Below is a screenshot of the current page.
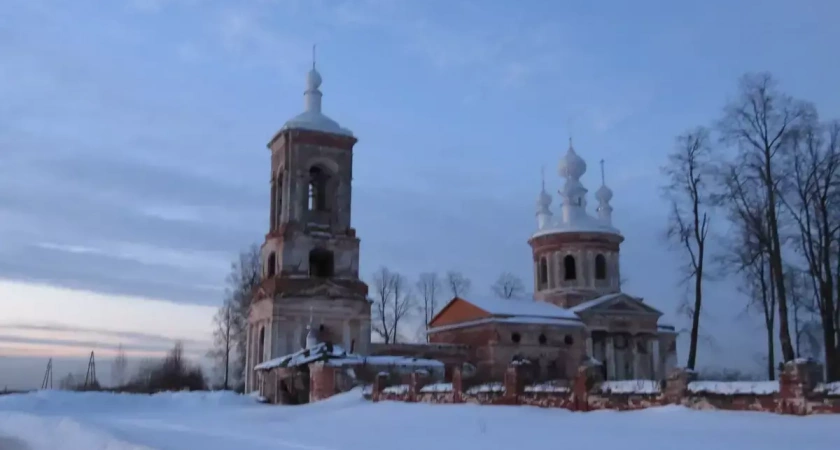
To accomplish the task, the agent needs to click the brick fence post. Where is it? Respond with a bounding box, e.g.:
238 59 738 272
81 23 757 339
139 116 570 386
504 365 521 404
572 364 591 411
408 371 419 402
372 372 387 403
452 367 463 403
779 359 824 415
664 368 696 405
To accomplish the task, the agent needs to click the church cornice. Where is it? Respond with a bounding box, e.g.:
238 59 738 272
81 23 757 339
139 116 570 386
268 129 357 152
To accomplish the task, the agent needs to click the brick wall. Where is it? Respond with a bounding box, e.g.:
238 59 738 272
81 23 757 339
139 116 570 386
309 362 336 403
369 360 840 415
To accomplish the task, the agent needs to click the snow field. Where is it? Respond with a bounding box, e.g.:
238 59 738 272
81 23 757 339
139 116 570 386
0 389 838 450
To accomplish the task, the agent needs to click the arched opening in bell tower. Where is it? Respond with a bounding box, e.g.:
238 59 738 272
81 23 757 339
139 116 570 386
307 166 330 211
563 255 577 280
309 248 334 278
595 254 607 280
538 257 548 289
266 252 276 278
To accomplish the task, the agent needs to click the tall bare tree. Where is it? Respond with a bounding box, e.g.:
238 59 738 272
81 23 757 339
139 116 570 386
371 267 416 344
445 270 471 298
662 127 715 370
111 344 128 388
717 153 779 379
417 272 443 332
208 299 235 390
225 244 261 392
717 72 810 362
781 119 840 379
491 272 526 299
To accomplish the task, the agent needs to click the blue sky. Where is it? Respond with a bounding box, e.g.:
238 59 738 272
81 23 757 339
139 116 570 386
2 0 840 388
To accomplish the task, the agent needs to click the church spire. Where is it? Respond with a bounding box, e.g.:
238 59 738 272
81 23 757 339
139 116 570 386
596 158 614 225
304 46 323 114
536 165 553 230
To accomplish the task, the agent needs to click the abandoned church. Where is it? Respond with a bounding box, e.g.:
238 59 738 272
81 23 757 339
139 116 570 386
244 64 679 403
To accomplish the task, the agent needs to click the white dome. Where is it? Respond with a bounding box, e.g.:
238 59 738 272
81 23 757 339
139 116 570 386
596 184 613 202
306 68 322 90
279 66 353 137
558 145 586 180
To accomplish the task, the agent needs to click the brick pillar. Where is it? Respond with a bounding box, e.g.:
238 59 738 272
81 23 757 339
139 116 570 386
779 359 824 415
452 367 463 403
308 362 336 403
572 365 590 412
504 365 521 403
372 372 387 402
408 372 419 402
664 367 696 405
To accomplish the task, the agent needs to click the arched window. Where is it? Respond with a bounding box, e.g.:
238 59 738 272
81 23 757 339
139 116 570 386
266 252 276 278
538 257 548 288
564 255 577 280
511 332 521 344
309 248 334 278
595 254 607 280
258 327 266 363
307 166 329 211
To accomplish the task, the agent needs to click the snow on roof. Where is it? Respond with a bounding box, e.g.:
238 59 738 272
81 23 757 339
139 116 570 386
464 297 580 320
568 293 625 313
599 380 661 395
427 316 585 334
327 356 444 368
531 217 622 239
254 342 347 371
281 110 353 136
255 343 445 371
687 381 779 395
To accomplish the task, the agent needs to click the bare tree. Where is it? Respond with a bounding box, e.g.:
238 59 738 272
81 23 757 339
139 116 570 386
371 266 396 344
445 271 471 298
491 272 526 299
390 273 415 343
717 72 811 362
208 299 235 390
371 267 416 344
417 272 443 333
717 157 779 379
661 127 715 370
780 119 840 379
111 344 128 388
226 244 261 392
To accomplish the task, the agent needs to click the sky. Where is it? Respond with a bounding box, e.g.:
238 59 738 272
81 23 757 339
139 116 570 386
2 0 840 390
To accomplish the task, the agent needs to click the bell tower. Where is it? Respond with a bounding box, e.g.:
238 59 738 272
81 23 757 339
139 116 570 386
245 61 371 392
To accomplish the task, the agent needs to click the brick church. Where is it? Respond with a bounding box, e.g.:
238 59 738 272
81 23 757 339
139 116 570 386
245 64 678 400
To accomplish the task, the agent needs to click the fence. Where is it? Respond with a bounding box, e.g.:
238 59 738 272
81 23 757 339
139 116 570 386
368 359 840 415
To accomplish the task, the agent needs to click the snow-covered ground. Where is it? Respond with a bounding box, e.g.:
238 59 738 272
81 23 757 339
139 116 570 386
0 389 838 450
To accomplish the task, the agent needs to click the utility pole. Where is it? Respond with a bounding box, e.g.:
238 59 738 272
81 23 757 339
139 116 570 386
41 358 53 390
